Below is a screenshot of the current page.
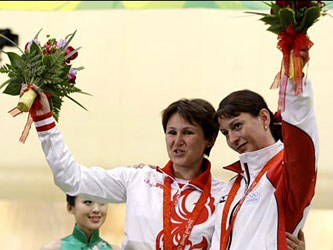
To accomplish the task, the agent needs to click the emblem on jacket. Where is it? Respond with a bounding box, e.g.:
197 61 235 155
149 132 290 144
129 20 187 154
156 189 215 249
245 187 260 204
144 172 164 189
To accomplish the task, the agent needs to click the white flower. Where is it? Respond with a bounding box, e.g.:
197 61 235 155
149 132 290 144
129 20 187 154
56 38 67 48
69 68 78 76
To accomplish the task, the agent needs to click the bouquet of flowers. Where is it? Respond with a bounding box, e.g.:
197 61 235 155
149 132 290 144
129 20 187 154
247 1 327 109
0 29 88 142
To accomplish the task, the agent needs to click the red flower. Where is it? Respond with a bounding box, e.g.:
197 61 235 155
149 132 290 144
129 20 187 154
65 46 78 61
275 1 290 7
42 41 58 55
68 73 76 84
297 0 312 8
67 68 78 84
45 42 52 51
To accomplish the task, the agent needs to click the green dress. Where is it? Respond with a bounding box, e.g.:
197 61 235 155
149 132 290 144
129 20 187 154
61 224 113 250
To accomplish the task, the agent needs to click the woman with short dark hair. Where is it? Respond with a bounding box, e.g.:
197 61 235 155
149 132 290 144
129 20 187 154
31 91 225 249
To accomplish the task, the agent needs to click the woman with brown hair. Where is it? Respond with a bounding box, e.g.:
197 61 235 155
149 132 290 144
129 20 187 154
29 89 225 249
211 51 317 250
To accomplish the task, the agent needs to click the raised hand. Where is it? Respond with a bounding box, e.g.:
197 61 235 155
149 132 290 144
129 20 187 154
20 84 51 116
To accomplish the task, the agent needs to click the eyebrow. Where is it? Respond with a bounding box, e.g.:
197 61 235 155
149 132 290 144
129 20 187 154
166 126 196 130
229 119 239 127
220 117 239 130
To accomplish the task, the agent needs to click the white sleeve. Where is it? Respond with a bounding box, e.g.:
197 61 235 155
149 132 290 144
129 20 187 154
282 75 319 164
36 118 132 204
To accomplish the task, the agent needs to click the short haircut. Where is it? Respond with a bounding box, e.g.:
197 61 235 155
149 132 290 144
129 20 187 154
162 98 219 156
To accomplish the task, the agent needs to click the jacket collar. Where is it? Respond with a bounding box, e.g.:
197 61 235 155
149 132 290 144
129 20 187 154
224 141 284 182
160 158 211 190
72 224 100 245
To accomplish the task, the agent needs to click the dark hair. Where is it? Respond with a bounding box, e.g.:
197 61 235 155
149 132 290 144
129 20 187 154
162 98 219 156
215 90 282 142
66 194 76 207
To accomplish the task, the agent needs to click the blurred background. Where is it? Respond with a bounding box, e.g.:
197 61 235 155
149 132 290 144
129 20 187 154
0 1 332 249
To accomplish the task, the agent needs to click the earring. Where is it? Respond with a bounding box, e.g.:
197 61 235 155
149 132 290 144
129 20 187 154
264 125 268 130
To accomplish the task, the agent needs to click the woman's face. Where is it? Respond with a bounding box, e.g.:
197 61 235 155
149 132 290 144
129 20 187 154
165 113 211 172
218 111 272 154
68 197 108 236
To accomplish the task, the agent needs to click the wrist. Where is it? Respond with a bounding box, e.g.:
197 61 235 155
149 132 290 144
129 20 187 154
32 111 53 122
33 112 56 132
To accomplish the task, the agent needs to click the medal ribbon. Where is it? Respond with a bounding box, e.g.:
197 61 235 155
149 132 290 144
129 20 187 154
220 150 284 250
163 174 211 249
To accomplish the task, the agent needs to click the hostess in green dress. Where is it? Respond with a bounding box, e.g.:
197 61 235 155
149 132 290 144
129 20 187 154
61 224 112 250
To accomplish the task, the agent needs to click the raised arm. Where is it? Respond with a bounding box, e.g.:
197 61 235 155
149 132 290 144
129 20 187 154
281 52 319 233
31 85 130 204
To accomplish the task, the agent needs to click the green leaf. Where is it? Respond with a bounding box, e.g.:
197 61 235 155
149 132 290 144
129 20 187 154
270 3 281 16
7 52 25 68
3 81 21 95
34 28 43 39
45 49 66 69
65 94 88 111
245 11 267 17
76 90 92 96
30 41 42 57
74 66 84 71
61 30 77 53
0 64 10 74
296 6 321 33
0 34 23 53
267 24 283 34
42 55 53 66
260 15 281 25
279 8 296 31
60 65 71 78
0 79 11 90
48 96 62 122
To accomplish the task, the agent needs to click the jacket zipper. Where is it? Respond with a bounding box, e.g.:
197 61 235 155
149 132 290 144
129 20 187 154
226 173 248 250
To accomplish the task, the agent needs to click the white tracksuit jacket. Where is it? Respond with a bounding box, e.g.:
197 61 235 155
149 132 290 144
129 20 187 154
210 76 319 250
34 115 226 250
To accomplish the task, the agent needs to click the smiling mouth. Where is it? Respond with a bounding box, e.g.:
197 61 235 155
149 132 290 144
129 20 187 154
173 149 185 155
88 216 101 223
